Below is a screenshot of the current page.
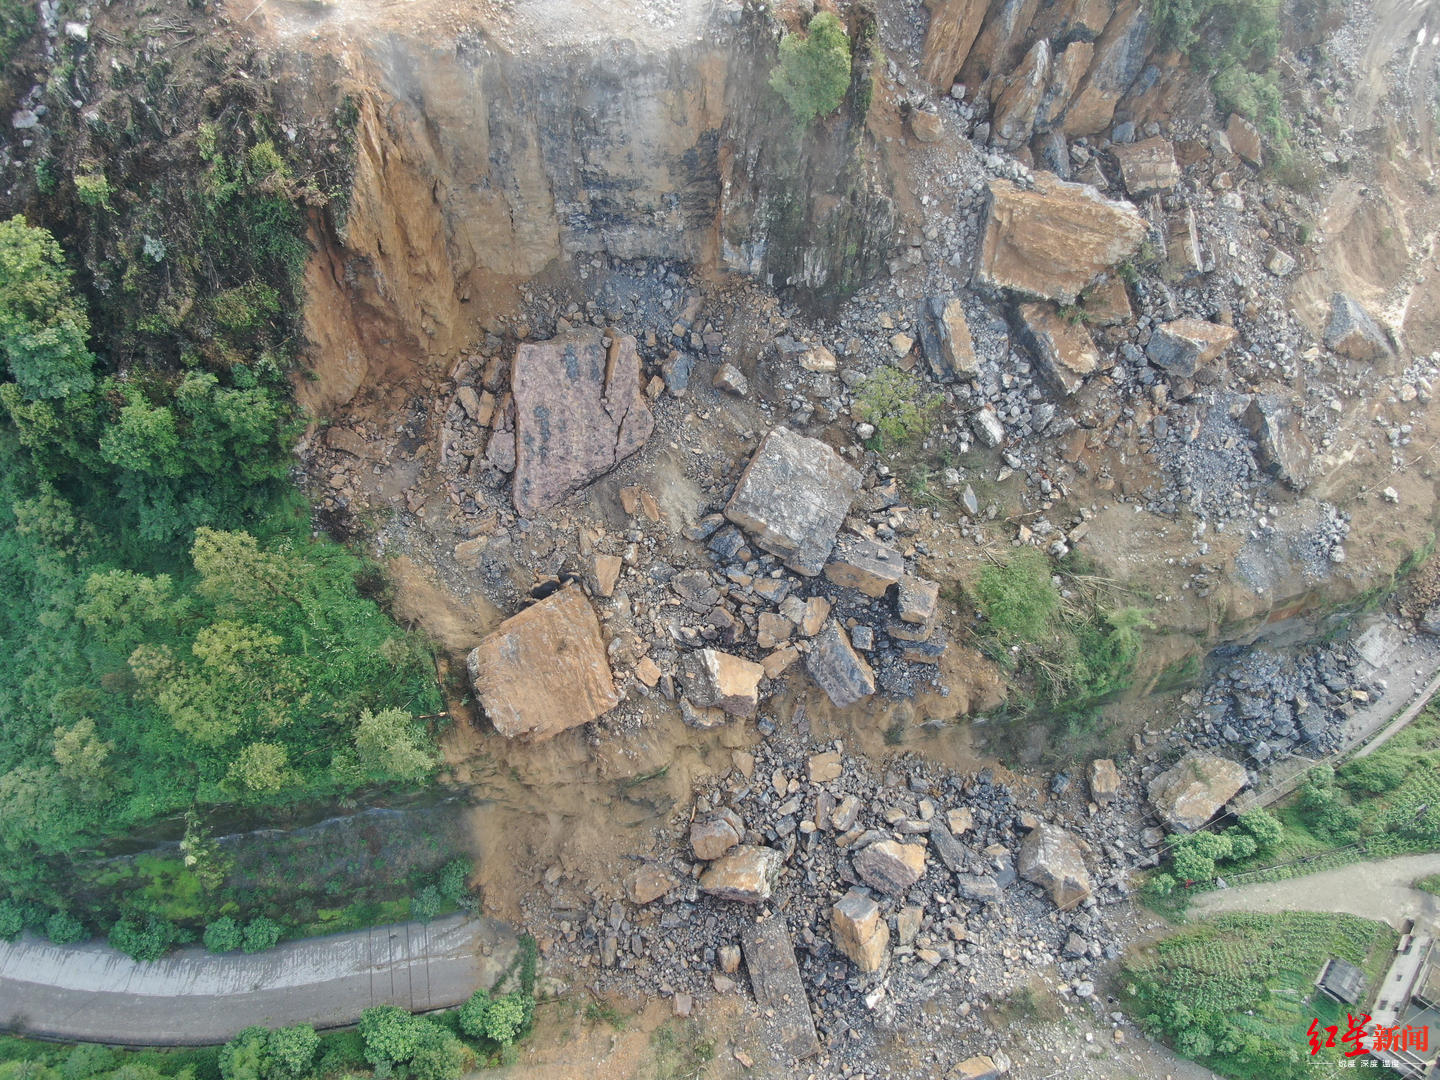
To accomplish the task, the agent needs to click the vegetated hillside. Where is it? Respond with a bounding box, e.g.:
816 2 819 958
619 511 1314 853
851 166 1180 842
0 3 445 947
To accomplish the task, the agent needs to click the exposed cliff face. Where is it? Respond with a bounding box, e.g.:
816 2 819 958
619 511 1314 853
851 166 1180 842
286 3 895 414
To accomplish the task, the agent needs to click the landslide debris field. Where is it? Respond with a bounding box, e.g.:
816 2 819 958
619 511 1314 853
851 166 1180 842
1 0 1439 1076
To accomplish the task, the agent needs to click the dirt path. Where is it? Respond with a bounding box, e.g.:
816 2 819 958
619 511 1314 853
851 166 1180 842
1188 853 1440 927
0 915 517 1046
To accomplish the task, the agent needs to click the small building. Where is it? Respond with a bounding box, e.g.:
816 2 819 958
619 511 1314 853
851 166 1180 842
1317 956 1367 1005
1371 929 1440 1078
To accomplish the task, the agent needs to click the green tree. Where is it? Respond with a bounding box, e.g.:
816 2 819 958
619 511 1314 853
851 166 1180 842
1237 809 1284 853
267 1025 320 1079
242 916 284 953
479 992 531 1046
44 910 86 945
108 914 180 961
770 12 852 125
227 742 293 794
354 708 435 783
219 1027 272 1080
359 1006 424 1071
0 216 96 401
51 718 112 789
203 916 244 953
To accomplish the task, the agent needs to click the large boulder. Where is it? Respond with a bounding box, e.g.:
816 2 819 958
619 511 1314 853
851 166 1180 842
1062 0 1152 135
824 536 906 597
690 808 744 861
1148 752 1249 831
974 175 1147 303
740 917 821 1060
1145 319 1237 377
831 888 890 972
510 329 654 516
921 0 991 92
991 40 1050 149
699 845 783 903
1324 293 1392 362
1242 396 1314 491
1087 758 1121 806
1017 822 1092 910
724 426 861 576
805 623 876 707
1016 301 1101 395
467 586 619 740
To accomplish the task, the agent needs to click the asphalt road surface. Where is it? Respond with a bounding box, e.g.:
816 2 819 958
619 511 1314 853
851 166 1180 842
0 914 519 1045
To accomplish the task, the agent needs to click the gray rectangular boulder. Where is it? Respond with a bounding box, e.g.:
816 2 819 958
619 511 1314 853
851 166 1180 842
724 426 861 576
741 917 821 1060
805 623 876 708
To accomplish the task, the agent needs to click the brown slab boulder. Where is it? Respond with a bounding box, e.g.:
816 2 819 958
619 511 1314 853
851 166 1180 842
467 586 619 740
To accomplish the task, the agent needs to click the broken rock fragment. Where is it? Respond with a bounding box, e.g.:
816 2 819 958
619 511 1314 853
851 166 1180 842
920 296 980 382
627 864 679 905
724 426 862 576
831 888 890 972
1145 319 1237 377
897 575 940 624
805 623 876 708
1111 136 1181 195
699 845 783 903
510 329 654 516
683 648 764 717
1242 395 1314 491
1017 822 1092 910
467 586 619 741
1016 302 1101 396
853 839 927 895
1324 293 1391 362
690 808 744 861
823 536 906 597
1087 758 1120 805
740 917 821 1059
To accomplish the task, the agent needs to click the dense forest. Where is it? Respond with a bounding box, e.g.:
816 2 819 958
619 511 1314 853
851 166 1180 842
0 44 445 950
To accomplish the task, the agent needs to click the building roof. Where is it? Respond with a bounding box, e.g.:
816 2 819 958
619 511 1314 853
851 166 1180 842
1318 957 1366 1005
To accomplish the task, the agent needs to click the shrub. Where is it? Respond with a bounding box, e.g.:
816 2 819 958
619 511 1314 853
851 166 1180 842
457 991 491 1040
1237 808 1284 853
44 911 86 945
974 549 1059 644
218 1027 271 1080
73 173 113 211
436 858 472 906
0 0 36 68
108 914 180 962
0 900 25 941
853 366 938 448
479 992 531 1046
411 885 443 921
1338 753 1412 795
770 12 852 125
203 916 244 953
242 916 284 953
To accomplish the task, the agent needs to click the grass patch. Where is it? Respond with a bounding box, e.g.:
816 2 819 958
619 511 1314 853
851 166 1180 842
1417 873 1440 896
1122 912 1396 1080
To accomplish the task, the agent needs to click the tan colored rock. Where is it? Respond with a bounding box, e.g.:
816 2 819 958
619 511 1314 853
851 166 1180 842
593 553 622 597
1018 822 1092 910
1226 113 1263 167
889 332 915 358
699 845 783 903
761 646 800 678
808 751 843 784
922 0 990 91
1081 276 1132 325
897 575 940 625
897 904 923 946
831 888 890 972
510 329 654 516
974 175 1147 303
468 586 619 740
685 649 765 717
627 864 679 905
724 427 862 576
1035 41 1093 129
1148 752 1248 832
1165 207 1203 276
691 809 744 861
946 807 974 835
909 109 944 142
1088 758 1121 805
801 596 831 637
991 40 1050 149
950 1055 1003 1080
1112 136 1181 195
634 656 662 688
799 344 838 372
853 840 927 895
1017 301 1101 396
1146 319 1237 377
1324 293 1392 361
757 612 793 650
925 297 981 381
1062 0 1149 135
324 426 372 458
824 537 906 597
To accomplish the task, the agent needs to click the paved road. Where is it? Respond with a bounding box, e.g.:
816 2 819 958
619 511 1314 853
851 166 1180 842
0 915 518 1045
1189 853 1440 928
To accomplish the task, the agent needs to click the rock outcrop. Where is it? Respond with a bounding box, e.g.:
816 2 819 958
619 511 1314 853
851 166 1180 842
1242 396 1314 491
974 176 1147 303
1148 752 1249 832
467 586 620 740
1017 823 1092 910
510 329 654 515
725 427 861 576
